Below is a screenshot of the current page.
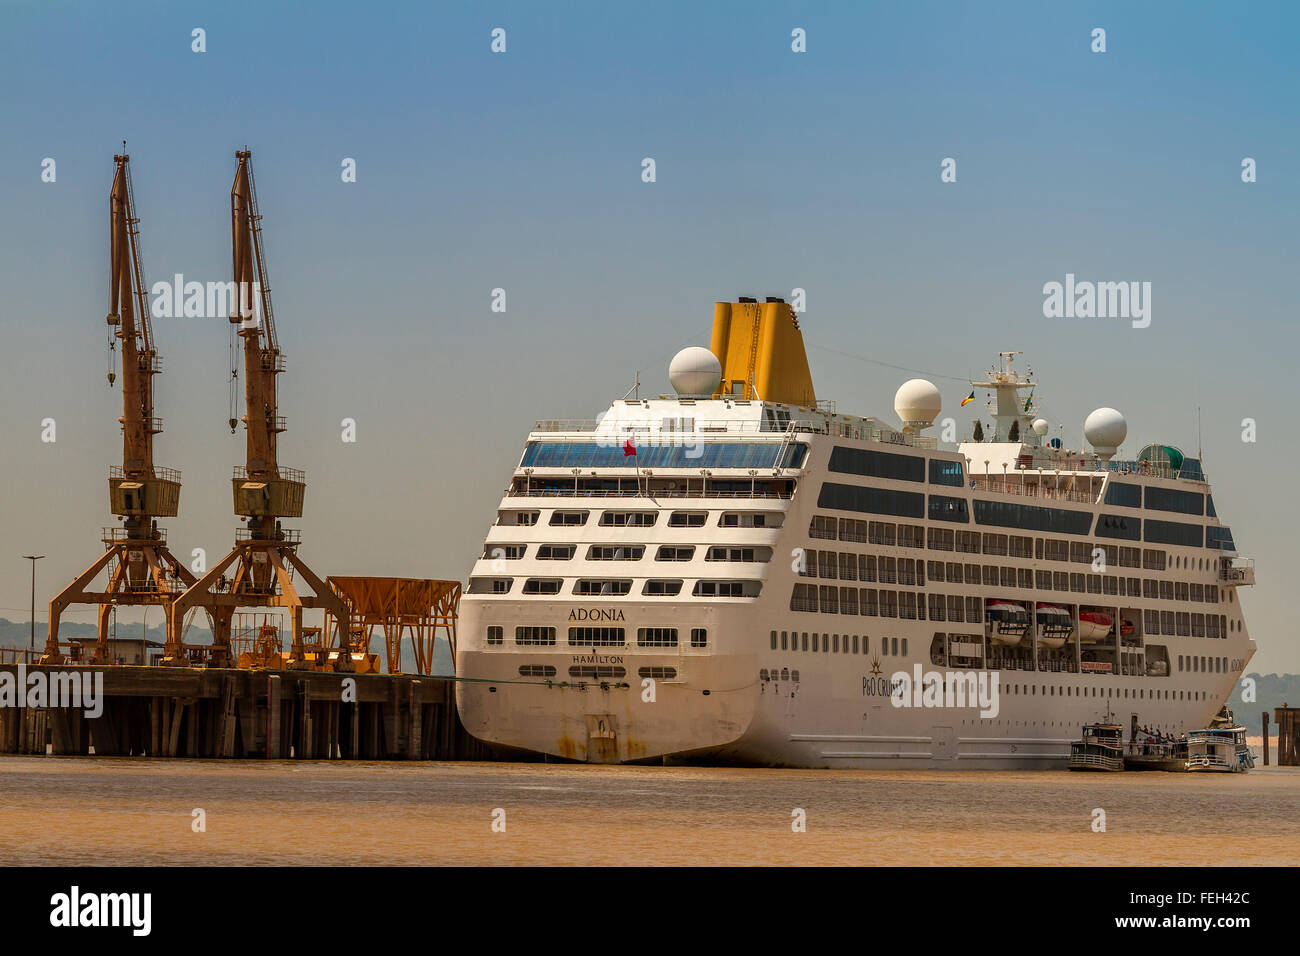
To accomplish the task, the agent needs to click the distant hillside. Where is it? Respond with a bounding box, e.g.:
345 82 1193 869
0 617 208 646
1228 673 1300 729
0 617 452 674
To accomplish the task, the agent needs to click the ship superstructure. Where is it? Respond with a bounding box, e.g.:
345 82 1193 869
455 299 1256 768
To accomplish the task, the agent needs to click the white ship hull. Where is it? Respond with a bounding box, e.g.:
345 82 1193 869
457 605 1250 769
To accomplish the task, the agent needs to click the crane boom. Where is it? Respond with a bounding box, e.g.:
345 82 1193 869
106 154 179 522
109 154 157 477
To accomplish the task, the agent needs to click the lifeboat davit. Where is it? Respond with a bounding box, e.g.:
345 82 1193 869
1078 611 1113 643
986 599 1029 646
1035 602 1073 648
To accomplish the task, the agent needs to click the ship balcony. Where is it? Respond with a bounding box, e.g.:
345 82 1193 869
968 475 1097 505
261 351 287 373
506 474 796 500
531 416 931 445
1218 558 1254 586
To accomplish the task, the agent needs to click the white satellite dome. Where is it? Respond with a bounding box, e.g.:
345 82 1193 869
894 379 942 430
669 346 722 397
1032 418 1050 437
1084 407 1127 459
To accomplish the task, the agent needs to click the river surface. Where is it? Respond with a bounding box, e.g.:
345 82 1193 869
1 757 1296 865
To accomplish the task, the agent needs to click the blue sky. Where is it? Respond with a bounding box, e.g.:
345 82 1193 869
2 1 1297 669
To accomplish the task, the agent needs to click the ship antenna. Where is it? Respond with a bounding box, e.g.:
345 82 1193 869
622 370 640 401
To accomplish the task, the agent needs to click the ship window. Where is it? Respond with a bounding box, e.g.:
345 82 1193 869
812 633 820 652
781 631 788 650
1145 519 1203 548
695 580 747 597
515 626 556 645
973 500 1092 535
518 665 557 677
1103 482 1142 509
1206 526 1235 551
839 518 868 543
637 627 679 647
691 628 708 647
791 583 818 612
600 511 657 527
810 515 838 539
498 510 539 526
574 579 632 596
707 546 761 562
771 630 778 650
828 446 925 482
568 627 625 646
669 512 707 528
550 511 589 526
588 545 645 561
639 666 678 679
523 579 562 595
1144 486 1204 516
536 544 575 560
656 545 695 561
569 665 626 679
643 580 683 596
927 527 955 551
818 483 925 519
1096 514 1141 540
487 626 503 645
468 577 514 594
928 459 965 486
484 544 526 560
719 511 779 528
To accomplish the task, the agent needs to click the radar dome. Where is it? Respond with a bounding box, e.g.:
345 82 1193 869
894 379 942 431
1084 407 1127 459
1032 418 1050 437
669 346 722 397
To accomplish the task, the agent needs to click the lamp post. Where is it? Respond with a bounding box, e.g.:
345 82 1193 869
22 555 45 656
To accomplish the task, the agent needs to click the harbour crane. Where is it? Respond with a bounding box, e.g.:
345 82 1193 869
43 153 198 664
166 149 351 670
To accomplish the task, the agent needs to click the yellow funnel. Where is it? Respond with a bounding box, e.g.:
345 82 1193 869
708 299 816 406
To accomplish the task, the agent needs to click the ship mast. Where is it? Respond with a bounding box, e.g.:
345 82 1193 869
969 350 1041 445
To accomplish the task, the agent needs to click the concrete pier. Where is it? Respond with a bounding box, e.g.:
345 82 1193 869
0 664 493 760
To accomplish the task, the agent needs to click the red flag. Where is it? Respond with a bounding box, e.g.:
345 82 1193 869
623 439 637 457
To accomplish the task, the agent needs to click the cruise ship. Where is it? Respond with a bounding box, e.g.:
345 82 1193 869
455 298 1256 768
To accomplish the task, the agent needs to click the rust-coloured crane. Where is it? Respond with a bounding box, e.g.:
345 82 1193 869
167 149 351 670
43 154 198 664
